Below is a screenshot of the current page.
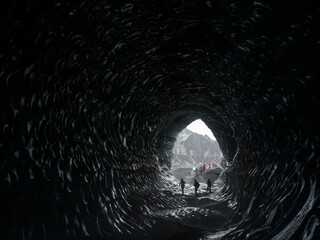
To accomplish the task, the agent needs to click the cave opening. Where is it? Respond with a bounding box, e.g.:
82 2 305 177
169 118 226 200
170 118 224 180
155 107 232 171
152 116 235 239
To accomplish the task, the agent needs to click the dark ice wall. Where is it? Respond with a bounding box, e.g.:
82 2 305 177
0 0 320 239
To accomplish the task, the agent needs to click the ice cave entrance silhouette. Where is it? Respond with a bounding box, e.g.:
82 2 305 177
170 119 224 182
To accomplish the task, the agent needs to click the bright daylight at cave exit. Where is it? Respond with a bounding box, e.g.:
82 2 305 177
186 119 216 140
171 119 223 176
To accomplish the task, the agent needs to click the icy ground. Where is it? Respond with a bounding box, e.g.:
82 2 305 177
148 171 235 239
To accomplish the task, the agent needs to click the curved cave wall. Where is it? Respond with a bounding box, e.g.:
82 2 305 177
0 0 320 239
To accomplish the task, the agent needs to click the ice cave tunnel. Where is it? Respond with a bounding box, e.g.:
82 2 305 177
0 0 320 239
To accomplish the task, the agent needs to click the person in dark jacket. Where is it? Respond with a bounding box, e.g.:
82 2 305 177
179 178 186 194
194 179 200 196
207 178 212 193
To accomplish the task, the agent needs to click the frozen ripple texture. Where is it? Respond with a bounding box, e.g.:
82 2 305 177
0 0 320 239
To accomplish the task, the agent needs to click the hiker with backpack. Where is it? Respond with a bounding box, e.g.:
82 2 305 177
179 178 186 194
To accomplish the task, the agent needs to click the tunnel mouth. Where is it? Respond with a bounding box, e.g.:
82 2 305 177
151 114 238 239
155 105 237 170
170 119 225 179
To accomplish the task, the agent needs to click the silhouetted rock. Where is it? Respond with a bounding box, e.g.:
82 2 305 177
172 168 192 180
203 169 223 182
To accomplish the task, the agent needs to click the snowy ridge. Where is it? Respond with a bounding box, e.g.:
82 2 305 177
171 129 223 170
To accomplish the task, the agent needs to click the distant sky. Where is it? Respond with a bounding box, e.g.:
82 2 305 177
186 119 216 140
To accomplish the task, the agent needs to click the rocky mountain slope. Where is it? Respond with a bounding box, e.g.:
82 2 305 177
171 129 223 170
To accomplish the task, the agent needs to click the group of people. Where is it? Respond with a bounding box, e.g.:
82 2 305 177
190 162 219 176
189 164 205 176
179 178 212 196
